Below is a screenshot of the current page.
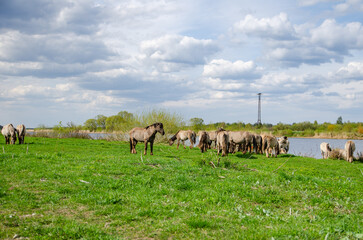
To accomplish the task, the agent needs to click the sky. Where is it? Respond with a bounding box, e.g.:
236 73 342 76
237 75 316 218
0 0 363 127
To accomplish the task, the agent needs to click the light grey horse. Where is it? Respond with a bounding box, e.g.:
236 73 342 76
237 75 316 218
16 124 26 144
169 130 196 149
320 142 332 159
1 124 17 144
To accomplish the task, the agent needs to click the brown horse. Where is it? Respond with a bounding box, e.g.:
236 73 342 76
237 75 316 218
228 131 255 154
263 136 279 158
216 130 229 157
129 122 165 155
169 130 196 149
254 134 263 154
1 124 17 144
207 130 218 149
197 131 209 153
16 124 26 144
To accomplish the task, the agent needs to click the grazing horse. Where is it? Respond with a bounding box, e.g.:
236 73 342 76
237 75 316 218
345 140 355 163
16 124 26 144
1 124 17 144
216 130 229 157
207 130 218 149
169 130 196 149
129 122 165 155
197 131 209 153
228 131 255 154
254 134 263 154
320 142 332 159
278 136 289 154
263 136 279 158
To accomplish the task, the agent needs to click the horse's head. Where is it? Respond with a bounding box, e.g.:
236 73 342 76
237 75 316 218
155 122 165 135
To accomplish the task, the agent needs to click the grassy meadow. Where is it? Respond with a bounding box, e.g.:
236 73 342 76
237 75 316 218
0 136 362 239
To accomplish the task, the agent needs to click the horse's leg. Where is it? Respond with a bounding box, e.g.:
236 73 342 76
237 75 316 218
132 140 137 154
176 139 180 149
150 141 154 155
190 138 194 149
183 140 186 149
130 139 133 153
144 141 148 155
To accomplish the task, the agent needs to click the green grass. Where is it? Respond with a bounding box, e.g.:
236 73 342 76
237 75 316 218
0 137 362 239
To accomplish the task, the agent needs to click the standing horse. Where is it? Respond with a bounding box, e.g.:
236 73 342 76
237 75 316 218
197 131 209 153
254 134 263 154
345 140 355 163
278 136 289 154
207 130 218 149
129 123 165 155
1 124 17 144
216 130 229 157
169 130 196 149
320 142 332 159
263 136 279 158
16 124 26 144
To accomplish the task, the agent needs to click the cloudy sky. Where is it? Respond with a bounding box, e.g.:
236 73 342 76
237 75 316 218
1 0 363 127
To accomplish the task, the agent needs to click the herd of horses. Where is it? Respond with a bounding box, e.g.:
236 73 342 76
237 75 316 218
128 122 290 158
128 122 357 163
0 123 26 145
1 122 358 163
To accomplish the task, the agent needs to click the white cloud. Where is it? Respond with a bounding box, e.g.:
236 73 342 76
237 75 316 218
203 59 262 80
233 13 296 40
334 62 363 80
310 19 363 52
139 34 219 72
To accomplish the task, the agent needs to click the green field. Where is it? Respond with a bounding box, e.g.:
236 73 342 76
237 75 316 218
0 137 362 239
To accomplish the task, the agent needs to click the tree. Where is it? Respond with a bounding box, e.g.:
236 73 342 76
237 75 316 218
105 115 124 131
336 116 343 125
190 117 204 131
84 119 97 132
96 115 107 129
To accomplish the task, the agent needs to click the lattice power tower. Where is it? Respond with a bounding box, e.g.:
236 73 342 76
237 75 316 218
257 93 262 125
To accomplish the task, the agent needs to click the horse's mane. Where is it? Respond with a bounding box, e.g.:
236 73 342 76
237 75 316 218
170 130 180 141
145 122 162 129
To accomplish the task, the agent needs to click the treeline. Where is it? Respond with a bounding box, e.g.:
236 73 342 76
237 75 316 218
36 110 363 139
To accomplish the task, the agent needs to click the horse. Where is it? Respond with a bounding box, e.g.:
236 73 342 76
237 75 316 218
169 130 196 149
197 131 209 153
16 124 26 144
345 140 355 163
1 124 17 144
207 130 218 149
278 136 289 154
228 131 255 154
254 134 263 154
320 142 332 159
129 122 165 155
263 136 279 158
216 130 229 157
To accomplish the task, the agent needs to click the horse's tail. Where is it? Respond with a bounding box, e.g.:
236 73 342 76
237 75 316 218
129 137 133 153
191 132 196 144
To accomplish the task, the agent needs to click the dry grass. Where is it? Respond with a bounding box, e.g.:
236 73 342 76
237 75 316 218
329 149 344 160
